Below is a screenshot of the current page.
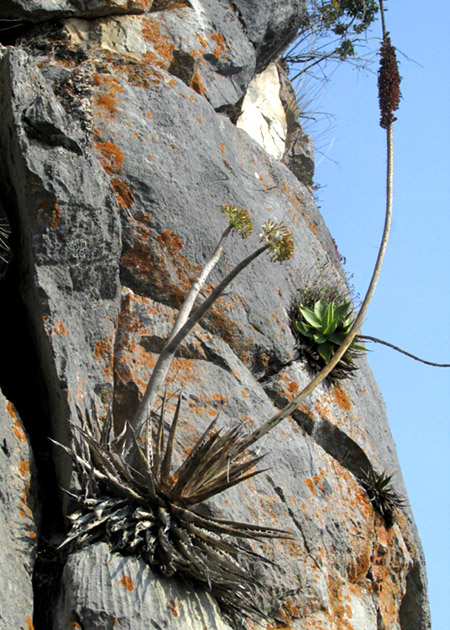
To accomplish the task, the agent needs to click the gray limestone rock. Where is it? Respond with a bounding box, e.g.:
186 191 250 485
0 0 152 22
231 0 306 71
0 390 39 630
0 2 431 630
0 45 122 496
56 543 234 630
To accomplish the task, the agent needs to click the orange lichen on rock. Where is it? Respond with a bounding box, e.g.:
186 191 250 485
94 337 114 380
196 34 207 48
167 599 179 617
304 478 317 496
133 0 153 9
12 417 27 442
210 31 226 59
166 356 205 388
50 203 61 228
53 320 69 336
26 617 34 630
7 400 18 419
19 479 33 519
95 140 125 175
19 460 30 478
157 229 184 254
190 70 207 97
119 575 134 591
331 385 352 411
93 73 124 119
368 523 411 627
140 17 175 69
111 177 135 209
326 574 356 630
299 403 314 420
313 397 331 421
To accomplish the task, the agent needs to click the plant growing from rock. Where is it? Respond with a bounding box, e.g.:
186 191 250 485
59 397 291 619
360 469 406 528
129 207 294 446
230 0 400 457
60 206 294 620
290 288 366 381
62 3 405 623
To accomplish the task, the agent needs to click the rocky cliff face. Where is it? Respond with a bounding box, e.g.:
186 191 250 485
0 2 430 629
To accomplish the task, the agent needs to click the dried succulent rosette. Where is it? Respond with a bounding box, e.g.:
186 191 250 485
57 393 291 620
360 468 406 528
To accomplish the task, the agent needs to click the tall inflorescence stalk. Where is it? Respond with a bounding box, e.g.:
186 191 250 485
239 0 401 452
378 35 401 129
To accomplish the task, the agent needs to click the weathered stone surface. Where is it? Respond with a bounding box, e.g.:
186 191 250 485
56 542 234 629
279 63 315 187
236 62 287 159
231 0 306 71
0 0 152 21
59 0 255 111
0 2 430 629
0 390 39 630
0 44 122 496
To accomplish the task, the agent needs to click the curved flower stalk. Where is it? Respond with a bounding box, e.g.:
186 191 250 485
59 208 294 620
130 209 294 447
239 5 400 452
58 397 291 619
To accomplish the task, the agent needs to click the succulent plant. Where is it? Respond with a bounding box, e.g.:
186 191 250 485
291 292 365 381
58 394 291 620
360 468 406 528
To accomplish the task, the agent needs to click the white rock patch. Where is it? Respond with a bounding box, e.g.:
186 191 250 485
237 63 287 160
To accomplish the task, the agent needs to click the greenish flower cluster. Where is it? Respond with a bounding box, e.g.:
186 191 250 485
260 220 294 263
221 204 253 238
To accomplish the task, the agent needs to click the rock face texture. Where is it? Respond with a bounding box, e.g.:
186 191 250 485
0 2 430 630
0 391 39 630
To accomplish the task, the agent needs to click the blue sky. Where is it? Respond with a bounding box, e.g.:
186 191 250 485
293 3 449 628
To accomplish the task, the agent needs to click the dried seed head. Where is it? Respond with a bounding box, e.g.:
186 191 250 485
378 35 401 129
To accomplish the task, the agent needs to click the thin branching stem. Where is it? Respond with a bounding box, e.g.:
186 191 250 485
167 226 232 344
361 335 450 367
130 244 269 440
